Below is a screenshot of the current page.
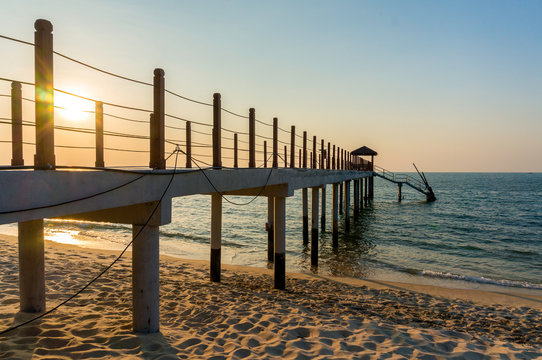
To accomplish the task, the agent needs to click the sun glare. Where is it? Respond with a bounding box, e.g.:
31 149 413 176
55 91 94 122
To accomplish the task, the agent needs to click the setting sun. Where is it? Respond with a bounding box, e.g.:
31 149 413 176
54 91 94 122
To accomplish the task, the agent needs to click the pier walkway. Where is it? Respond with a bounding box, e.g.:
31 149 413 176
0 19 378 334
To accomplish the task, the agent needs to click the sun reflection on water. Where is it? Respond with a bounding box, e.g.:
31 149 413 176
45 229 82 246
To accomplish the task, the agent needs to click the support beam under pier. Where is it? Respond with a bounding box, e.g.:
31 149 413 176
332 183 339 248
345 181 351 232
132 224 160 333
321 185 326 232
18 219 45 313
267 196 274 262
302 188 308 245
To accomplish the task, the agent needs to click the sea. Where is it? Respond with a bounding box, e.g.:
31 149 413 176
1 172 541 293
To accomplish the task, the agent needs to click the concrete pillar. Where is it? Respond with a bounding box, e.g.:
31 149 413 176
302 188 308 245
274 196 286 289
210 193 222 282
18 220 45 313
321 185 326 232
311 187 319 267
267 197 274 262
345 181 351 232
332 183 339 247
132 224 160 333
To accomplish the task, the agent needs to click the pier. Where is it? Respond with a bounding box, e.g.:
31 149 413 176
0 20 381 334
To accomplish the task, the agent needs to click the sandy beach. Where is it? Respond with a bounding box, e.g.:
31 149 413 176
0 234 541 359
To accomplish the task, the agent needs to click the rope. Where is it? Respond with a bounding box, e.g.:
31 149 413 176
165 89 212 107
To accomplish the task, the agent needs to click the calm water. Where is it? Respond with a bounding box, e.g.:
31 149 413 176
2 173 541 290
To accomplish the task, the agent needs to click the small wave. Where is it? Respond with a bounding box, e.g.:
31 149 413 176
420 270 542 290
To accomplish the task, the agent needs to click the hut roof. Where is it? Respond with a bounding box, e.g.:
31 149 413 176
351 146 378 156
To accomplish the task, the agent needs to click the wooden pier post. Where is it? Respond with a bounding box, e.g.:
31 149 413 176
150 69 165 169
18 220 45 312
234 133 238 168
132 224 160 333
272 117 278 168
298 149 301 168
339 180 344 215
320 139 324 169
284 145 287 167
267 197 274 262
364 177 368 204
332 145 336 170
360 177 364 209
354 178 359 217
290 126 295 168
303 131 307 168
332 183 339 247
95 101 104 167
274 196 286 289
327 142 331 169
311 187 320 267
11 81 23 166
210 193 222 282
185 121 192 168
369 176 374 200
213 93 221 168
249 108 255 168
312 136 317 169
263 141 267 168
302 188 308 245
34 19 55 170
321 185 326 232
398 183 402 202
345 180 351 232
310 152 313 169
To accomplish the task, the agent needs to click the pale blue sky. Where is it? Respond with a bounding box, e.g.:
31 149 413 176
0 1 540 171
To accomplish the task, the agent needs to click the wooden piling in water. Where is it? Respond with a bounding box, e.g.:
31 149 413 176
332 183 339 247
274 196 286 289
267 197 274 262
360 177 363 209
345 180 351 232
302 188 308 245
321 185 326 232
398 183 402 202
311 186 319 267
354 178 359 217
210 193 222 282
339 180 344 215
11 81 23 166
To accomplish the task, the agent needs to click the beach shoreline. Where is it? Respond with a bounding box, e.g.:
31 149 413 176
1 233 541 358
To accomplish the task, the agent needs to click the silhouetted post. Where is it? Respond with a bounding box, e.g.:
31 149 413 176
249 108 255 168
331 145 335 170
210 193 222 282
332 183 339 247
284 145 287 167
354 178 359 217
310 152 313 169
364 177 368 204
321 185 326 232
150 69 165 169
95 101 104 167
369 175 374 200
327 142 331 169
132 224 159 333
186 121 192 168
341 149 344 170
267 197 274 262
213 93 221 168
18 220 45 312
345 180 351 232
290 126 295 168
312 136 317 169
34 19 55 170
272 117 278 168
11 81 23 166
303 131 307 168
263 141 267 168
234 133 238 168
302 188 308 245
274 196 286 289
311 186 319 267
398 183 402 202
298 149 301 167
320 139 324 169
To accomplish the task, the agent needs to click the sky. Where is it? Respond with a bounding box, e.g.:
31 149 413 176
0 0 540 172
